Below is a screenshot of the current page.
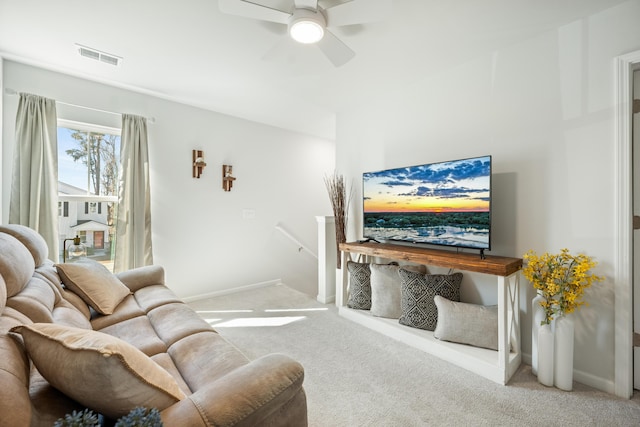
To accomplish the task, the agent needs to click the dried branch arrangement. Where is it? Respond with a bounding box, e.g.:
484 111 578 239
324 171 351 269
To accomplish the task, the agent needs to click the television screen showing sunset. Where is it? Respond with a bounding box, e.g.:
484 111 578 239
363 155 491 249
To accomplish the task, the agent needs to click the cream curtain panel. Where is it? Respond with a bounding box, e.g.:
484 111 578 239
114 114 153 272
9 93 59 262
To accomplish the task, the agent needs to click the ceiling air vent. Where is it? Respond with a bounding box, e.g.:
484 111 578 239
76 44 122 67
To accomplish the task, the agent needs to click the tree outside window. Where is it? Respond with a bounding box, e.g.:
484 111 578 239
58 121 121 270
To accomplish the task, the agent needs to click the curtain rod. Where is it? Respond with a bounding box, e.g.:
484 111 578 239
4 88 156 124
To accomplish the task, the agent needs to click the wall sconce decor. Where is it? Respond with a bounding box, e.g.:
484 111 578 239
63 235 86 263
192 150 207 178
222 164 236 191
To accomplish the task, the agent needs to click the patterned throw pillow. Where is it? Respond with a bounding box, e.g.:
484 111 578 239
398 269 463 331
347 261 371 310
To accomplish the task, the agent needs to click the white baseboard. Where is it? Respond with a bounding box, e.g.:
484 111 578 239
181 279 282 303
317 294 335 304
521 351 614 394
574 368 616 395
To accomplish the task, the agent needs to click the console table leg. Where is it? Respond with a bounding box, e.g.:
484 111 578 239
498 273 521 383
498 276 508 375
336 251 350 307
509 273 521 354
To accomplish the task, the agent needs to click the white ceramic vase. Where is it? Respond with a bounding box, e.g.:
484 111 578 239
531 293 546 375
537 323 554 387
554 315 575 391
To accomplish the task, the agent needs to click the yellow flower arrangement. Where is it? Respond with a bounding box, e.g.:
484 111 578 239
522 248 603 325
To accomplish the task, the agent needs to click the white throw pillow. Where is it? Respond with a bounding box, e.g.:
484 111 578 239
370 263 426 319
433 295 498 350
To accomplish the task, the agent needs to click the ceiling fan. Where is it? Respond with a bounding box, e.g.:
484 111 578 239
218 0 391 67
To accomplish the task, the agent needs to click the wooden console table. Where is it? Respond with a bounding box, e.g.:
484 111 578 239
337 242 523 385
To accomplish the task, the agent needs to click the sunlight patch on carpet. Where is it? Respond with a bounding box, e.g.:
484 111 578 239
213 316 306 328
196 309 254 314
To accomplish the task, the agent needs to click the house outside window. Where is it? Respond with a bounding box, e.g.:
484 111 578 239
58 120 121 270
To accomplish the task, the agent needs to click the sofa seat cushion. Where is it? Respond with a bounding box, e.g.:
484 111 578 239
168 331 249 391
90 295 146 330
147 303 216 348
29 370 84 427
95 315 168 356
151 353 193 395
11 323 187 419
56 260 131 315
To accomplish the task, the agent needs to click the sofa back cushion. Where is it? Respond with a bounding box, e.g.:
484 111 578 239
0 227 91 327
0 224 49 267
0 233 35 298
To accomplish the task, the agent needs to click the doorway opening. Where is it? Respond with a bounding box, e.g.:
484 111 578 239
615 50 640 399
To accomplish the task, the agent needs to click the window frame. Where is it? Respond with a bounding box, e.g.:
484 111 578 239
57 119 121 271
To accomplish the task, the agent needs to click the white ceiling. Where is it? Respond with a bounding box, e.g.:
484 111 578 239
0 0 628 139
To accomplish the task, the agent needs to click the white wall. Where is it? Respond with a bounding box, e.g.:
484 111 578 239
336 1 640 393
1 60 335 298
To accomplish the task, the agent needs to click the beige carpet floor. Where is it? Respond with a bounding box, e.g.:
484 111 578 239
188 284 640 426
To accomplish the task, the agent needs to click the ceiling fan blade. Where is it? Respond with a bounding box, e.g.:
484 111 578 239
317 30 355 67
324 0 391 27
218 0 291 24
294 0 318 11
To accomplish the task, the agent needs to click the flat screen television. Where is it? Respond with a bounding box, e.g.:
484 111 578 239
362 155 492 252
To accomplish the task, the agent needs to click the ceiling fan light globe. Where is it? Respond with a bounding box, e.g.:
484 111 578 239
290 20 324 44
288 8 326 44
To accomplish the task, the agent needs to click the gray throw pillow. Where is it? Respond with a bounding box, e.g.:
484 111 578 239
398 269 463 331
370 263 426 319
433 295 499 350
347 261 371 310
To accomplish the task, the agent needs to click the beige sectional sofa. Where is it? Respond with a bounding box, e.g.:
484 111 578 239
0 224 307 426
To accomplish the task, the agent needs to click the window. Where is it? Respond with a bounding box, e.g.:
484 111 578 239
58 201 69 217
58 120 121 270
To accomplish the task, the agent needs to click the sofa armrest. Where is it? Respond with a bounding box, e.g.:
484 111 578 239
115 265 165 292
160 353 306 427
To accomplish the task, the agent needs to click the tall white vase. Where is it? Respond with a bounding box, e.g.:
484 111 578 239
531 293 546 375
554 315 575 391
537 323 554 386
